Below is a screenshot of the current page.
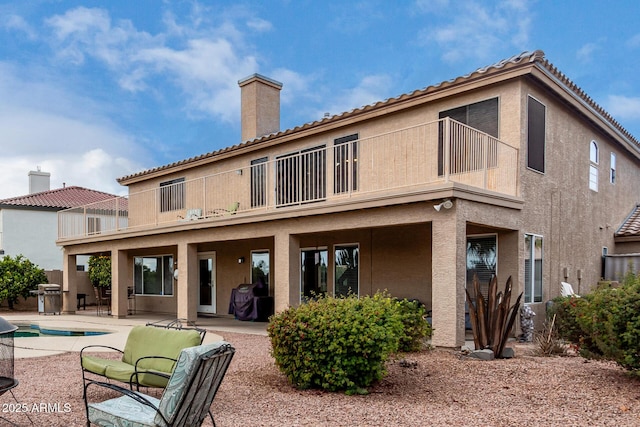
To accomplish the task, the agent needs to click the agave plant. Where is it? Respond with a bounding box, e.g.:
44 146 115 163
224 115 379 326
466 274 522 357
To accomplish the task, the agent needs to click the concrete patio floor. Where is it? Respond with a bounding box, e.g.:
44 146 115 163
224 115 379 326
2 310 268 359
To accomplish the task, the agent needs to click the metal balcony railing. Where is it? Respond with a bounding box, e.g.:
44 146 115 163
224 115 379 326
58 118 519 239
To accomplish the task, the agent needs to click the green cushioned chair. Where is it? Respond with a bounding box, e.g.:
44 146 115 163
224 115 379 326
84 341 235 427
81 325 203 393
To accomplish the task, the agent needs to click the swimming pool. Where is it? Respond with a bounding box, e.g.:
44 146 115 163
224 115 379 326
14 324 111 337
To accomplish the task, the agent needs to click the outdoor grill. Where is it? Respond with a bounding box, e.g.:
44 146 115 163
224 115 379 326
32 284 61 315
0 317 18 396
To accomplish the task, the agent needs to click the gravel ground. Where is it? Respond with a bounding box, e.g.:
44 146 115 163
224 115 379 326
4 331 640 426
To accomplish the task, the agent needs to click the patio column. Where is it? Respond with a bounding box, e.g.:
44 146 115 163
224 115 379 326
176 243 198 322
111 249 130 319
431 211 466 348
274 230 300 312
62 250 77 314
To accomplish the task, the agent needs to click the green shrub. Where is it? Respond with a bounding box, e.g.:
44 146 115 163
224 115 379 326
0 255 48 309
548 295 601 357
395 299 432 352
267 292 404 394
552 275 640 375
587 281 640 373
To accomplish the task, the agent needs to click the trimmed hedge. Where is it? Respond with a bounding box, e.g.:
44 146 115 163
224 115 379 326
267 292 430 394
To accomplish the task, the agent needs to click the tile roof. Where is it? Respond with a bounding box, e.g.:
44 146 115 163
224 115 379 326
616 204 640 238
0 186 120 210
117 49 640 183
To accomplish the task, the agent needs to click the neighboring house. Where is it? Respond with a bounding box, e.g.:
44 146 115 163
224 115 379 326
0 171 120 270
57 50 640 348
604 204 640 280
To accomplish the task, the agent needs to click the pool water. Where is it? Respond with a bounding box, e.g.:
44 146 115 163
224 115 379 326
14 325 110 338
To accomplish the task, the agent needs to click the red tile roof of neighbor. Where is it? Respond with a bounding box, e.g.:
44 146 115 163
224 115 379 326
616 204 640 238
0 186 120 210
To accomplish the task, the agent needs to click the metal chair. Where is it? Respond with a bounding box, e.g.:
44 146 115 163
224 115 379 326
93 287 110 316
84 341 235 427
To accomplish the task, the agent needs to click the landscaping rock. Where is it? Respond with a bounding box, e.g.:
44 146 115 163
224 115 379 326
501 347 516 359
468 349 495 360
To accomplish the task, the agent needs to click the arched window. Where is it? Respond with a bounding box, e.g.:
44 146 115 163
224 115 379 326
589 140 598 191
590 140 599 164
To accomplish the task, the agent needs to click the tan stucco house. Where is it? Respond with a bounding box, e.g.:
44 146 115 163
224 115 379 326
56 50 640 348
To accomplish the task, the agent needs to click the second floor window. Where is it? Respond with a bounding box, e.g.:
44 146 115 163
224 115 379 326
251 157 268 208
276 146 326 206
527 96 546 173
610 152 616 184
438 97 499 175
159 178 185 212
334 134 359 194
589 141 598 191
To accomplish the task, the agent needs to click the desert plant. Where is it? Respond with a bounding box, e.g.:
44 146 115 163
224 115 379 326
88 255 111 288
0 255 48 309
465 274 522 357
534 314 567 357
267 292 404 394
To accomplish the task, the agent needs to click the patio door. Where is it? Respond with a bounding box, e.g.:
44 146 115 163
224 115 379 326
198 252 216 314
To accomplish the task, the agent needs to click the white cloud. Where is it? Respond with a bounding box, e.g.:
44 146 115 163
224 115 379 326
627 33 640 49
42 6 273 123
418 0 532 63
0 62 145 199
318 74 393 119
1 14 37 39
576 43 599 63
607 95 640 120
247 18 272 32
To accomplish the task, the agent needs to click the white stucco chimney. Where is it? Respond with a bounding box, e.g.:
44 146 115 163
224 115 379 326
238 74 283 142
28 169 50 194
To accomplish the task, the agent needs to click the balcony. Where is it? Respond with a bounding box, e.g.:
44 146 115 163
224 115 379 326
58 118 519 240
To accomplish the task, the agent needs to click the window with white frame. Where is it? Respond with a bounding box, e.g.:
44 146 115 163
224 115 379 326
250 157 268 208
334 134 359 194
610 152 616 184
251 250 270 289
524 234 543 303
276 146 326 206
589 141 598 191
334 244 359 297
134 255 174 295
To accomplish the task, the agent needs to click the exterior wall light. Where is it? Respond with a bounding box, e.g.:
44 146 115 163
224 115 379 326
434 199 454 212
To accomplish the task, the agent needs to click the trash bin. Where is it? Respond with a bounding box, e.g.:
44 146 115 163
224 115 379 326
36 284 61 315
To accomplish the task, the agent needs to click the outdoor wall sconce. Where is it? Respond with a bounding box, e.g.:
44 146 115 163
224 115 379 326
238 257 245 264
434 199 453 212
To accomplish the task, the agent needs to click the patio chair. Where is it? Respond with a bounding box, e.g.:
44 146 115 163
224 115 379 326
84 341 235 427
560 281 580 297
93 287 111 316
208 202 240 217
145 318 207 344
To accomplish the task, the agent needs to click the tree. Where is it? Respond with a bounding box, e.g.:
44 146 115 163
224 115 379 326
0 255 48 309
88 255 112 288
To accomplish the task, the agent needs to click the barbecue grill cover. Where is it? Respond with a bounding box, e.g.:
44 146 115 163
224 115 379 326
233 284 257 321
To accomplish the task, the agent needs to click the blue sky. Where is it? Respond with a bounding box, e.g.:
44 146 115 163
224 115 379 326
0 0 638 198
